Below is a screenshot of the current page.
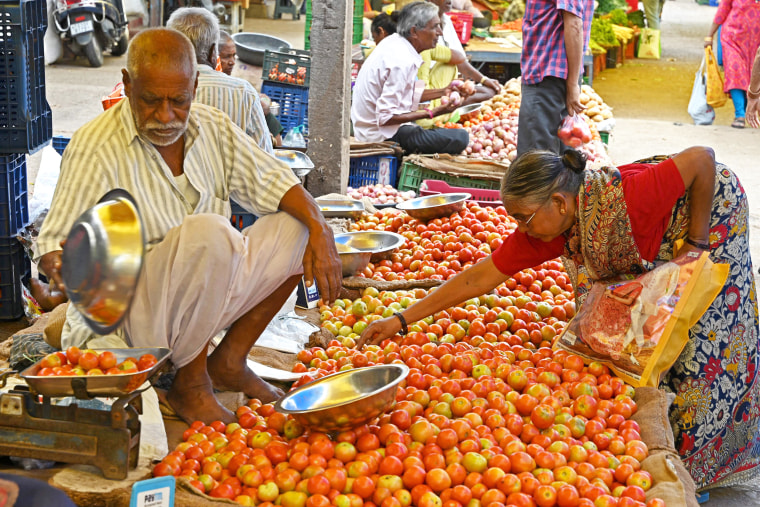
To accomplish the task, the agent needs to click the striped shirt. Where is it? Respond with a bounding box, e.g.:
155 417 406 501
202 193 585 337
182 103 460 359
195 64 273 153
36 98 300 259
520 0 594 85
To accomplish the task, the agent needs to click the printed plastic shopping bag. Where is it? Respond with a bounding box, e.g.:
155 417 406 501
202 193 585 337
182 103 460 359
705 46 727 108
554 250 728 387
688 57 715 125
637 28 661 59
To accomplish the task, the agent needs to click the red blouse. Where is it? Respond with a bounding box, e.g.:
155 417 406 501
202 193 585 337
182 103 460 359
492 158 686 276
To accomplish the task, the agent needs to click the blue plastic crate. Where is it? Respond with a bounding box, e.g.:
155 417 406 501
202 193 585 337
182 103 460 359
0 154 28 237
348 155 398 188
230 200 256 231
52 135 70 156
0 0 52 154
0 235 30 320
260 81 309 136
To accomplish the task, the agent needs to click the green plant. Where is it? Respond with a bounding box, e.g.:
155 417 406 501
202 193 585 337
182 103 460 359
591 18 618 48
609 8 628 26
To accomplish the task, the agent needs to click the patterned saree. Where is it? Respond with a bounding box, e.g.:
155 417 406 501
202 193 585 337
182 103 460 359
561 158 760 490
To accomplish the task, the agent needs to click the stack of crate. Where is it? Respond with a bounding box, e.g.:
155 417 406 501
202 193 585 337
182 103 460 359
0 0 52 319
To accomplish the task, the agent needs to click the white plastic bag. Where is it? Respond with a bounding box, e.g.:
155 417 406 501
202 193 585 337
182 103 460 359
688 57 715 126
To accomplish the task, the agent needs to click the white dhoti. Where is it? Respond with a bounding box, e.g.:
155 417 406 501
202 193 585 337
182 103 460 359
122 212 308 368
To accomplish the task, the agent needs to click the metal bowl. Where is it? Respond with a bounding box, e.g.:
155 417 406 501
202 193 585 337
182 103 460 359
274 364 409 433
316 197 365 220
336 243 372 277
20 347 170 398
456 103 482 121
274 149 314 178
232 33 292 66
395 193 471 222
61 189 145 335
334 231 406 263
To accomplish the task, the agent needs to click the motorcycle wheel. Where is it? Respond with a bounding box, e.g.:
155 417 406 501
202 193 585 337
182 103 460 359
111 28 129 56
84 37 104 67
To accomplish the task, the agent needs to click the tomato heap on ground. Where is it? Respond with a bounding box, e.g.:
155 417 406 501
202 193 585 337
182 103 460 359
152 200 664 507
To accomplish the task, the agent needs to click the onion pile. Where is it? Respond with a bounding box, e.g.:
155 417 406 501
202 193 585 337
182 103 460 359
347 184 417 205
462 105 519 163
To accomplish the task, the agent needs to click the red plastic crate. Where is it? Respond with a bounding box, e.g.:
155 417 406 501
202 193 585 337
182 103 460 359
418 179 502 208
447 11 473 45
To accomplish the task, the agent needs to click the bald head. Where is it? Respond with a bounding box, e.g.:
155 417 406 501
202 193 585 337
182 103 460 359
126 28 197 81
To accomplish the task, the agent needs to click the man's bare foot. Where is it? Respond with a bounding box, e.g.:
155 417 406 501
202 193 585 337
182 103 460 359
165 379 236 425
207 354 284 404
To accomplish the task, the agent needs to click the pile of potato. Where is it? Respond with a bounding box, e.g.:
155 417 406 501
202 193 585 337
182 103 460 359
579 85 614 124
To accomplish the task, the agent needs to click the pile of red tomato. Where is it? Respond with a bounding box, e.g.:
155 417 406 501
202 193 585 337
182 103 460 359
153 336 664 507
348 203 515 283
151 201 665 507
34 347 157 376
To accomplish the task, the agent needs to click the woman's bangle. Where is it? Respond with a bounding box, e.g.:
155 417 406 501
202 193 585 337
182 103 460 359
685 237 710 250
423 106 434 119
479 75 488 84
704 36 713 42
748 86 760 100
393 312 408 336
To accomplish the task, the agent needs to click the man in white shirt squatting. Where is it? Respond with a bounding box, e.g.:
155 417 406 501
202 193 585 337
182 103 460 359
36 28 342 425
168 8 273 154
352 1 470 155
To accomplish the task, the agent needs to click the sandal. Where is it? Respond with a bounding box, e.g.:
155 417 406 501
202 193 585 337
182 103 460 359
732 117 745 129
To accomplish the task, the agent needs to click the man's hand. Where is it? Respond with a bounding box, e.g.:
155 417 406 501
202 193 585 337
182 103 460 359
566 81 584 116
482 77 501 93
356 315 402 348
302 225 342 304
38 249 65 292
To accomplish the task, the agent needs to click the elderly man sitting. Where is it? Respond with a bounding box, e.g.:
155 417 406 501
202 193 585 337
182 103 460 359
167 8 272 153
351 1 470 155
37 28 342 424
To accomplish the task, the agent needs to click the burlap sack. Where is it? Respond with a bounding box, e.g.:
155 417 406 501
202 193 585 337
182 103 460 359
632 387 698 507
248 347 298 371
342 276 442 291
405 154 509 182
176 477 238 506
43 302 69 349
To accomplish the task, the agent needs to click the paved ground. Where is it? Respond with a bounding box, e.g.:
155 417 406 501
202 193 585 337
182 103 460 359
33 1 760 504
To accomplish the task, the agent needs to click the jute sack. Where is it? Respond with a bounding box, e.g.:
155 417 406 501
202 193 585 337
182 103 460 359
43 302 69 349
632 387 698 507
405 154 508 182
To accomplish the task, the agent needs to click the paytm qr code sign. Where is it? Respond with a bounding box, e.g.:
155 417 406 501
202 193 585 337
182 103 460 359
377 158 391 185
131 476 175 507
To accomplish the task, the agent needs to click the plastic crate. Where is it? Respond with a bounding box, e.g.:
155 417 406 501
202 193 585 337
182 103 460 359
419 179 502 208
348 155 398 188
261 82 309 136
263 49 311 87
0 235 31 320
52 135 70 156
397 161 501 193
447 11 473 45
230 201 256 231
0 0 52 154
0 154 28 237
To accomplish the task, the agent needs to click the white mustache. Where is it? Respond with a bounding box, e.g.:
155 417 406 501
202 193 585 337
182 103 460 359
144 120 185 131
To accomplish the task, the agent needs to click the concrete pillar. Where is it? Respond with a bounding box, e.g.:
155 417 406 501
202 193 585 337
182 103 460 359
305 0 352 196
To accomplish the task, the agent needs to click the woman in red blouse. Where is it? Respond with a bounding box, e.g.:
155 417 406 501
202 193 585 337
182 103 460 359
359 147 760 490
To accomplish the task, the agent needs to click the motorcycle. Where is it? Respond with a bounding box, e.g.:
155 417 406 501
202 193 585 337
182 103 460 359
53 0 129 68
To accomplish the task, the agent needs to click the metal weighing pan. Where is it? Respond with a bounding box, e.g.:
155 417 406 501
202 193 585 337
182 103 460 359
232 33 292 66
20 347 171 398
316 198 365 220
274 149 314 178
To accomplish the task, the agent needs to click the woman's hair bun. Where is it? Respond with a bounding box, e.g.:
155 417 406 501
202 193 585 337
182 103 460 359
561 149 587 174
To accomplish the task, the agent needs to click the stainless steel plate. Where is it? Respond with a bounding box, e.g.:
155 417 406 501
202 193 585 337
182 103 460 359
20 347 171 398
61 189 145 335
274 149 314 178
316 198 365 220
274 364 409 433
395 192 471 221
